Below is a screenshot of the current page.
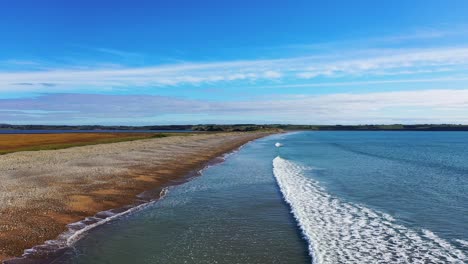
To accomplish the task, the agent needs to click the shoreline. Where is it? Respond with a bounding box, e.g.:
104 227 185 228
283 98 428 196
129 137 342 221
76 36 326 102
0 132 273 263
6 144 241 264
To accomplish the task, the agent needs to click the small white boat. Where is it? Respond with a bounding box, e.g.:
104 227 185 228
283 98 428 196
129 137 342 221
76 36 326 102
275 142 283 147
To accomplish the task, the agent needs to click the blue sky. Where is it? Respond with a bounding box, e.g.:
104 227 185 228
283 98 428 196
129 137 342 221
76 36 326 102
1 0 468 125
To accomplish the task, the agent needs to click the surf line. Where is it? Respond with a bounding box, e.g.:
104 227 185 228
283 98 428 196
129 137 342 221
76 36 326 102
272 156 467 264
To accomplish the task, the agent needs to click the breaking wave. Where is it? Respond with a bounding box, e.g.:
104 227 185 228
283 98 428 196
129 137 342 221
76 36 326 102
273 156 467 264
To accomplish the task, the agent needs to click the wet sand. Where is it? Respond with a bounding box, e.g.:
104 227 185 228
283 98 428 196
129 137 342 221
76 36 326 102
0 132 271 262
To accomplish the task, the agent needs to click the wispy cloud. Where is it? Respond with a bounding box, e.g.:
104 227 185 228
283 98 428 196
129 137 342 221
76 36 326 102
294 48 468 79
2 89 467 124
252 76 468 89
264 25 468 55
383 25 468 42
1 46 468 93
93 48 142 58
0 59 40 66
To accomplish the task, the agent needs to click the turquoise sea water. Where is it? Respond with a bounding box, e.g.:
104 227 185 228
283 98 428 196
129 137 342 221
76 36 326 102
60 132 467 263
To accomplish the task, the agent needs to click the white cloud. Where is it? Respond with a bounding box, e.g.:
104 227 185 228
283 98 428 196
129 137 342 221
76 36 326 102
2 89 468 124
251 76 468 89
263 70 283 78
2 47 468 92
94 48 141 58
294 48 468 79
0 59 40 66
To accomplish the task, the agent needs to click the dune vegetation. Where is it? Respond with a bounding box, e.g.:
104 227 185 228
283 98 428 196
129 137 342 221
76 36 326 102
0 133 171 155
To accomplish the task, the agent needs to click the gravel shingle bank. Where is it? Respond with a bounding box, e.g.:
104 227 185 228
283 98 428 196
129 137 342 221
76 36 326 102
0 132 271 261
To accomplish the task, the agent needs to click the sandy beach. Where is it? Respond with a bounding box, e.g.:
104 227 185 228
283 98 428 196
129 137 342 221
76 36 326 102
0 132 271 262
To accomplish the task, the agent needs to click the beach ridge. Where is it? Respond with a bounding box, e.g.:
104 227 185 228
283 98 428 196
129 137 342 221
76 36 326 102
0 132 273 262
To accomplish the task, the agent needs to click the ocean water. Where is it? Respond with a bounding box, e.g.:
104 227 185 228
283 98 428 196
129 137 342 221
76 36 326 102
59 131 467 263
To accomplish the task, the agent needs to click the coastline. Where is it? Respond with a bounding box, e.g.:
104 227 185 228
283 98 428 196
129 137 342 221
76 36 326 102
0 132 273 263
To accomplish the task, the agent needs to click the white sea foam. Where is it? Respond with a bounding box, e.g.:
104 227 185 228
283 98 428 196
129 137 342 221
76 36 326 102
272 156 467 264
456 239 468 248
20 187 170 260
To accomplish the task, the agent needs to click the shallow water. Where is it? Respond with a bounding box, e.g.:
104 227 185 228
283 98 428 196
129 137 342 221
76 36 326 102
60 131 467 263
58 134 310 263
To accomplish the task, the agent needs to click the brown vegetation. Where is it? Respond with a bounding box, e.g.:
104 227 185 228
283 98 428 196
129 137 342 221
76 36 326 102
0 133 169 154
